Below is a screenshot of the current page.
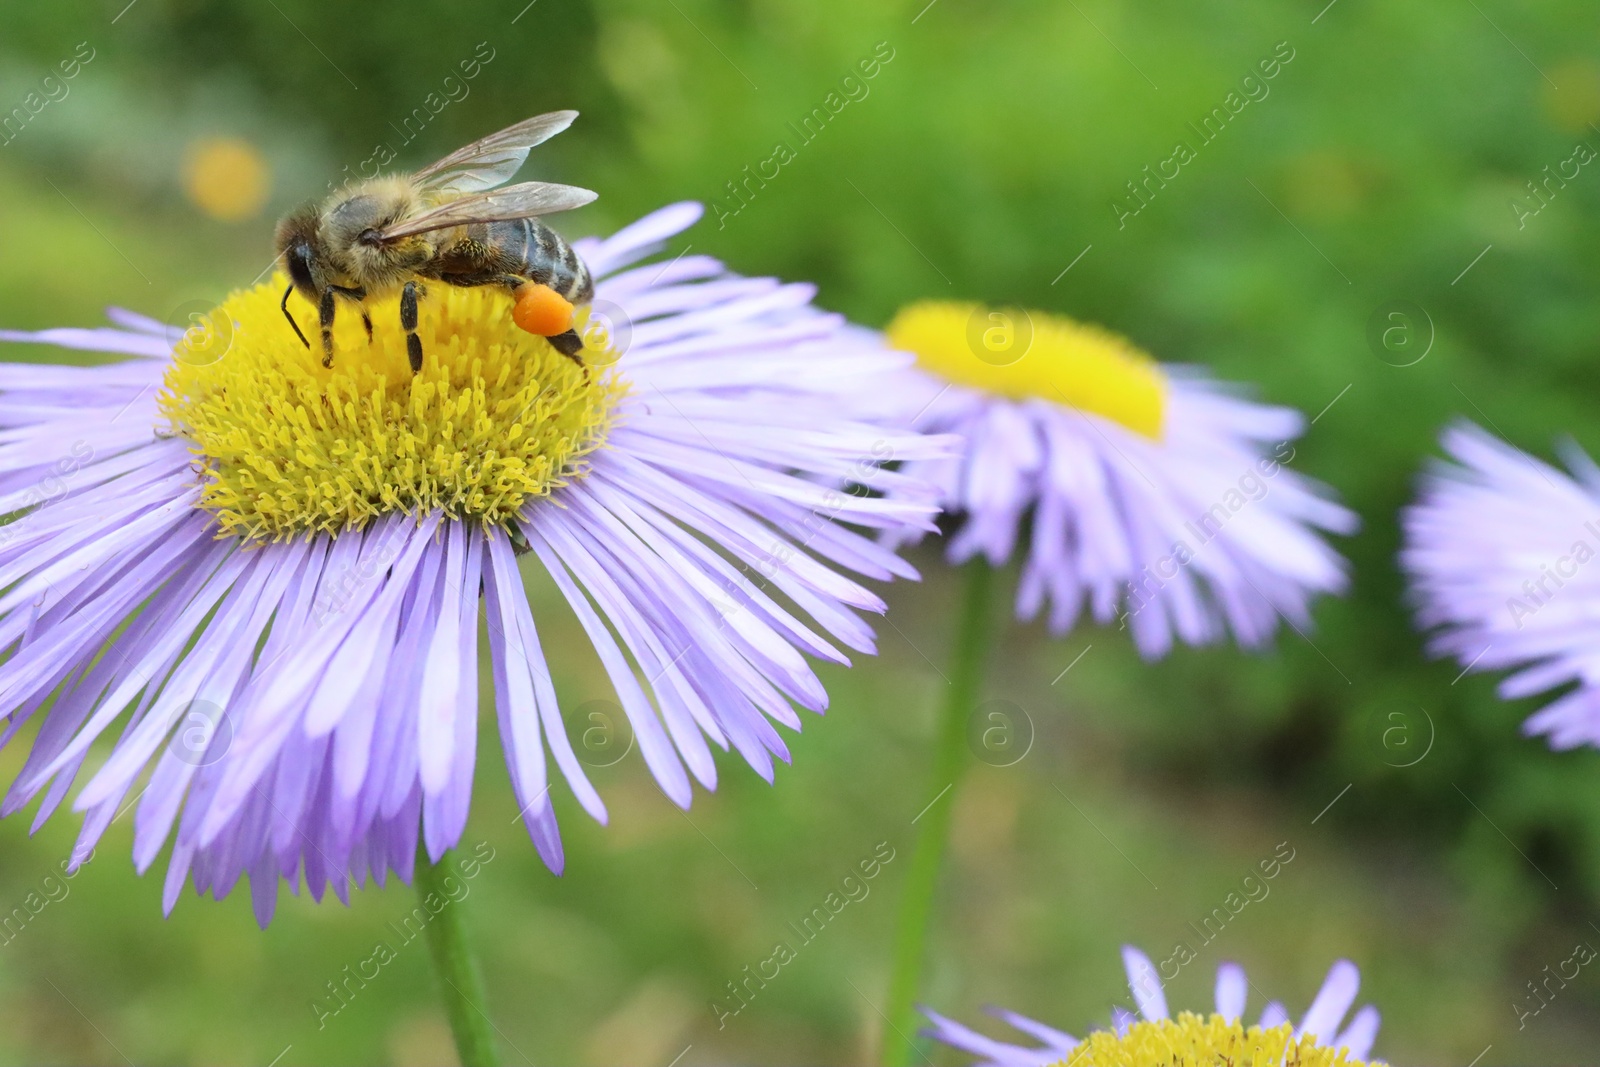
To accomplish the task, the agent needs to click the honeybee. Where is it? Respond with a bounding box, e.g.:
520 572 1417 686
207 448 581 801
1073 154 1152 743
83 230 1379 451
274 110 597 373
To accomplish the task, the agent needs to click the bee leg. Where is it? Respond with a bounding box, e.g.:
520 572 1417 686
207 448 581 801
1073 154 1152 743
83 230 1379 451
281 284 311 349
361 309 374 344
548 329 588 378
507 522 532 557
318 288 338 368
401 280 423 374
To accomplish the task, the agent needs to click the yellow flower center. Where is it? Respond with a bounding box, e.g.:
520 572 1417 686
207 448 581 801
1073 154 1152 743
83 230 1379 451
160 275 623 541
1062 1015 1378 1066
886 301 1166 439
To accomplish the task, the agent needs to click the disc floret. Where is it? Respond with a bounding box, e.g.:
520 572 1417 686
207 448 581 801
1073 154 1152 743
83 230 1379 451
1072 1015 1379 1066
160 275 623 540
887 300 1167 439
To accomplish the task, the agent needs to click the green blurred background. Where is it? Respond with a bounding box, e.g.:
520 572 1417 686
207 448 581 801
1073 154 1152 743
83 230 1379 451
3 0 1600 1063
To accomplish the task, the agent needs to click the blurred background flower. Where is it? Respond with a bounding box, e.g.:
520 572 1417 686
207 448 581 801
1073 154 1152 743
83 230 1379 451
1403 423 1600 750
1 1 1597 1064
924 945 1381 1067
881 301 1356 658
180 136 271 222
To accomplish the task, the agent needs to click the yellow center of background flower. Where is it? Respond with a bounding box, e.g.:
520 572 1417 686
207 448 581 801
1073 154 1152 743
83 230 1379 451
886 301 1166 439
160 275 622 541
181 137 273 222
1065 1015 1377 1066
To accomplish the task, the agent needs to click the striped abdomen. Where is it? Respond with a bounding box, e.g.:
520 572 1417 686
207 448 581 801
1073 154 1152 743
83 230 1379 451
472 218 592 303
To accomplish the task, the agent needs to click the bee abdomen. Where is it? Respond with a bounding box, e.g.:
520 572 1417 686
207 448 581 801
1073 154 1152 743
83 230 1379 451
482 218 592 304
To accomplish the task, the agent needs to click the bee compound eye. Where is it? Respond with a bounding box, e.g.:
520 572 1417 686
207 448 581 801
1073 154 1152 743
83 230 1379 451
286 244 316 291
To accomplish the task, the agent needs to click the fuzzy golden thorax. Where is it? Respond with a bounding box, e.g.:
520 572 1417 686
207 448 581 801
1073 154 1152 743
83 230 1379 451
276 176 446 304
317 176 436 297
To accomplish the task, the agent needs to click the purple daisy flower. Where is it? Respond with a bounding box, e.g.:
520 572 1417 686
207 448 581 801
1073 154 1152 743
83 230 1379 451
923 944 1383 1066
0 202 948 922
880 302 1357 658
1403 421 1600 749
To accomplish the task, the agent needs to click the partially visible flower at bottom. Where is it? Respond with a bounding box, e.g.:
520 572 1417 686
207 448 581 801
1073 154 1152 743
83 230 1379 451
878 302 1357 659
1402 421 1600 749
0 202 951 922
923 945 1382 1066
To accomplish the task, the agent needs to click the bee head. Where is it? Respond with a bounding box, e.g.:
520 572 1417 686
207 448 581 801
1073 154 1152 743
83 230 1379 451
274 205 324 302
273 205 324 350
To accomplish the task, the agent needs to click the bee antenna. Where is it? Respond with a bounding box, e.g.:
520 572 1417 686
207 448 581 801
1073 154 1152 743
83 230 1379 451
281 284 310 349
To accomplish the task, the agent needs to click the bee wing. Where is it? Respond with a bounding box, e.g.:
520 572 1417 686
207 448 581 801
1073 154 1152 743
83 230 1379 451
413 110 579 196
373 181 598 241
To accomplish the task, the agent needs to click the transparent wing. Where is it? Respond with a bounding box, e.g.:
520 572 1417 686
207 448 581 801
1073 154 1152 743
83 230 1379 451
413 110 579 196
374 181 598 241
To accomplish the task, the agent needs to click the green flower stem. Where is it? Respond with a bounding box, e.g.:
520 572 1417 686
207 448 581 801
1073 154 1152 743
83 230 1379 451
415 844 500 1067
882 558 998 1066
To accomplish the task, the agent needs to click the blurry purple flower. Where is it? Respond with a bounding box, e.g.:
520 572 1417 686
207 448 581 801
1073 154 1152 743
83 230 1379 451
924 944 1382 1066
1404 421 1600 749
880 302 1356 658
